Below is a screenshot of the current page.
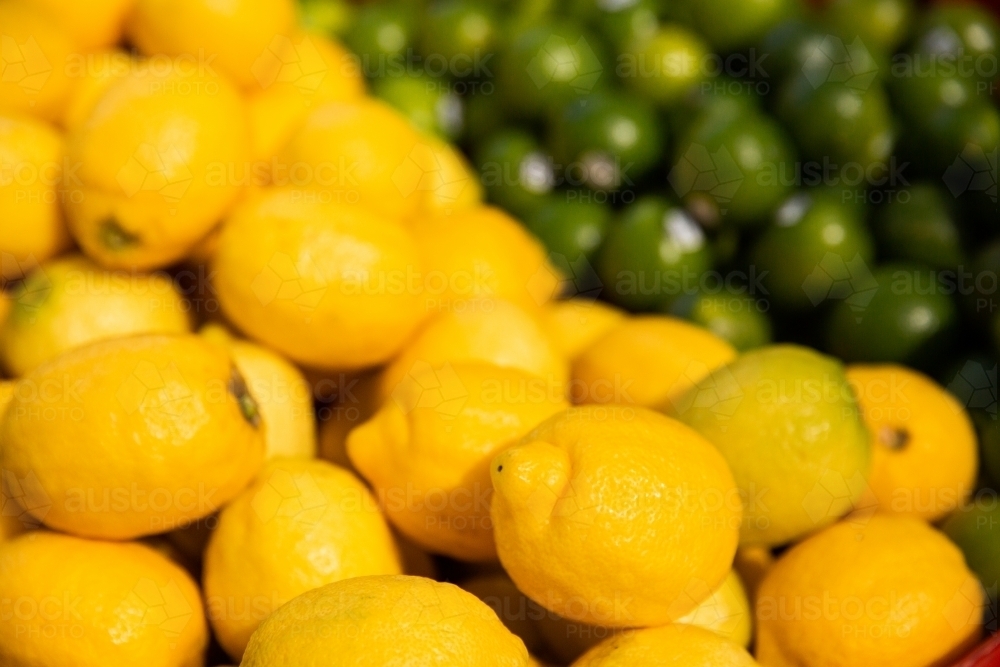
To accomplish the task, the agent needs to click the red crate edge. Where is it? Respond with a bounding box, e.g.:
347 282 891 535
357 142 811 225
954 633 1000 667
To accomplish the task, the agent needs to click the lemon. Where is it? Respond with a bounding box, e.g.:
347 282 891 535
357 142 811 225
276 98 427 219
0 113 71 283
0 531 207 667
204 458 402 661
316 369 380 470
241 574 530 666
538 299 625 362
0 381 28 542
491 406 741 627
678 569 752 647
349 362 568 561
574 315 736 408
462 572 548 656
409 205 556 312
677 344 871 546
246 31 365 162
1 255 190 376
62 48 134 131
14 0 133 50
756 515 984 667
127 0 297 89
378 298 568 402
201 323 316 459
213 187 427 370
0 4 75 123
0 334 264 539
414 134 484 215
66 67 249 269
571 625 759 667
847 364 977 521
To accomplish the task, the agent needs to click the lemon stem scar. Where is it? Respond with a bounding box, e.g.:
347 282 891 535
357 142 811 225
229 367 261 428
878 425 910 451
99 219 141 251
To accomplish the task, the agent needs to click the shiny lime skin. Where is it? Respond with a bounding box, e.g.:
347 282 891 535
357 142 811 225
524 195 611 263
420 0 498 66
670 108 797 228
686 0 800 51
373 72 463 139
749 190 875 312
824 0 913 53
549 92 663 190
597 196 713 311
475 129 555 217
619 25 710 105
825 264 957 366
671 291 773 351
942 499 1000 602
497 20 609 118
345 2 418 69
874 183 964 270
666 75 762 138
911 4 999 86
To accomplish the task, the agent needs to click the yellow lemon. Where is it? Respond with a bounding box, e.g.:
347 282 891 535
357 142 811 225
413 134 484 215
0 334 264 539
378 298 568 402
677 345 871 546
213 187 426 369
0 4 76 123
0 531 207 667
409 205 556 312
62 48 134 130
462 572 548 656
0 381 29 542
316 369 380 470
678 569 752 647
0 113 71 283
241 574 529 666
756 515 984 667
276 98 427 219
574 315 736 408
14 0 133 50
1 254 190 376
65 67 249 269
246 31 364 162
538 298 625 362
200 323 316 459
204 458 401 661
127 0 296 89
847 364 977 522
491 406 741 627
350 362 568 561
571 625 759 667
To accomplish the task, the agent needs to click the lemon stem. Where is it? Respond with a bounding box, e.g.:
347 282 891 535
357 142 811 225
878 426 909 451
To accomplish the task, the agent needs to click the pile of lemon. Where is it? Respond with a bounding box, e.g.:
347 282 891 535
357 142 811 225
0 0 990 666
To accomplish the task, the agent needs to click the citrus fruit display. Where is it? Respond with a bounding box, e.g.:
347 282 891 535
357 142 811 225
0 0 997 664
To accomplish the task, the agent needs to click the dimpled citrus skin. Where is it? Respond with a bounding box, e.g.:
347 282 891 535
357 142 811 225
756 515 984 667
409 206 557 312
127 0 297 90
213 187 426 370
0 114 71 281
65 68 249 270
677 345 871 547
846 364 977 522
276 98 427 219
0 334 264 539
0 531 208 667
539 299 625 362
574 315 736 408
240 575 530 667
378 299 569 402
491 406 741 627
0 4 75 123
200 323 315 460
14 0 133 50
349 363 568 561
571 625 759 667
203 458 402 661
247 31 365 162
678 569 752 647
1 255 191 377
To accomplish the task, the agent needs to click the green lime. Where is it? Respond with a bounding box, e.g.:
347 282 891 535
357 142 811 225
475 129 555 217
671 291 773 351
420 0 498 67
873 183 964 270
373 71 463 139
524 194 611 263
823 0 913 53
942 499 1000 602
619 25 710 106
345 2 418 71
